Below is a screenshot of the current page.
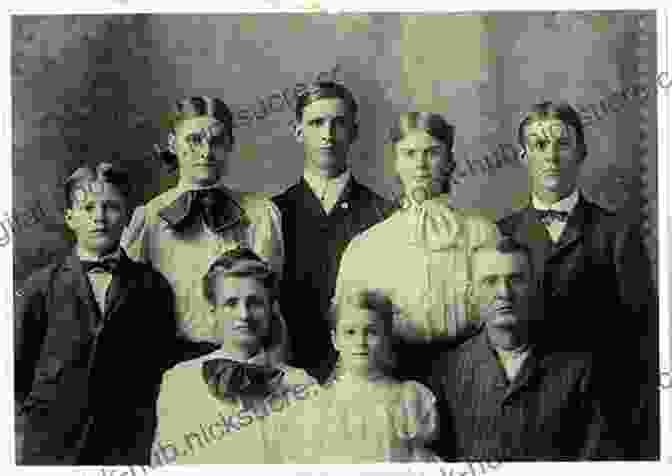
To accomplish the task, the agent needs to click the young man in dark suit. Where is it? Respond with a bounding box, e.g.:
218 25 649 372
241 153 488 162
272 81 395 383
496 101 658 459
428 237 619 461
14 163 178 465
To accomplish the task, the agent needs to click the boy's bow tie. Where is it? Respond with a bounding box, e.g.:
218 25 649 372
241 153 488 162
535 209 570 224
81 258 119 274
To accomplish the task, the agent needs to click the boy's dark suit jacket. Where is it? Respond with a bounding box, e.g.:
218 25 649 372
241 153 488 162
497 194 659 458
427 330 618 461
272 176 395 382
15 249 177 465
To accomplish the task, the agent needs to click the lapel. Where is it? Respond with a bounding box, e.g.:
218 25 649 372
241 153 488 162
467 331 511 396
102 249 133 321
511 205 553 279
62 252 102 331
330 174 356 215
296 178 328 219
504 346 546 400
549 194 589 258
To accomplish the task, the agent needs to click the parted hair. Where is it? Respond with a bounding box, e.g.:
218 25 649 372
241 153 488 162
63 162 132 209
387 112 457 197
294 80 358 122
155 96 235 171
203 248 286 361
203 247 279 305
517 101 587 160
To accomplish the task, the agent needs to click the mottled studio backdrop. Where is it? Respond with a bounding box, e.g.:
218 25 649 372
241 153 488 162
11 12 657 288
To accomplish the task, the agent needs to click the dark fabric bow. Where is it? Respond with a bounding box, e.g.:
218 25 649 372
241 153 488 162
202 359 284 400
158 188 243 233
534 209 570 225
81 258 120 274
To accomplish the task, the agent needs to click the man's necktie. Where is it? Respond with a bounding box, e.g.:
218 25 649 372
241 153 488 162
158 188 243 233
534 209 570 226
202 358 284 400
81 258 119 274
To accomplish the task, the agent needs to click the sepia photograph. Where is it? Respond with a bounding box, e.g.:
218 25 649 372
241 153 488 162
4 3 669 473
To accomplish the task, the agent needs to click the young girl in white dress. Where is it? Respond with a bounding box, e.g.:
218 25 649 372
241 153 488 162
294 289 441 463
151 248 317 465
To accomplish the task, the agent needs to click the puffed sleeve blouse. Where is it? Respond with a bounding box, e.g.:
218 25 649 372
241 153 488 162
293 375 440 463
121 182 284 342
334 194 500 343
151 348 318 465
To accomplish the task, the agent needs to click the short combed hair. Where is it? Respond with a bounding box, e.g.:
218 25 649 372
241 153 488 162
295 81 358 122
156 96 235 171
517 101 587 160
203 247 279 305
472 236 534 278
63 162 132 209
329 289 396 332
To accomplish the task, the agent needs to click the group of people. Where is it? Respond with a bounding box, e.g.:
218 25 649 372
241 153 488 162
15 80 658 465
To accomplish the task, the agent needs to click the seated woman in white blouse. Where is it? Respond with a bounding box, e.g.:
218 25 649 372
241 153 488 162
151 248 316 465
295 289 440 463
333 112 500 380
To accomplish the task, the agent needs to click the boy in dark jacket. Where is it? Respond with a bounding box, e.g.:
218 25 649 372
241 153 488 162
15 162 178 465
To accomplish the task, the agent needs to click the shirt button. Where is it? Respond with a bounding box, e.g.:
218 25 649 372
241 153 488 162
341 202 349 210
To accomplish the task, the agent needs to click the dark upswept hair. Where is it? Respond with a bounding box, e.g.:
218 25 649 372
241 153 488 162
517 101 587 160
63 162 132 209
203 247 279 305
294 80 358 122
387 112 457 196
155 96 235 172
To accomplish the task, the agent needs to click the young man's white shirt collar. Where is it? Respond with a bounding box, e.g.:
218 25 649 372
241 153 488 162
77 247 122 314
303 168 351 214
493 344 533 382
531 189 579 242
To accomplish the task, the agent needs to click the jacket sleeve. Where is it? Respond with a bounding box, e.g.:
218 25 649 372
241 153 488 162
613 218 659 458
14 269 50 407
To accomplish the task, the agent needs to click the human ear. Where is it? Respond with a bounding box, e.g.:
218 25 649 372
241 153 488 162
330 330 339 351
293 120 304 144
167 131 177 154
64 208 76 232
349 121 359 144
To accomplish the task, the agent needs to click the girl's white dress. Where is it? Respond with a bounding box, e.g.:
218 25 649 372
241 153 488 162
290 373 440 463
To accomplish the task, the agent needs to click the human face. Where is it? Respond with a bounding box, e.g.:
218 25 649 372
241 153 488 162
333 306 389 372
65 182 128 257
210 275 272 352
523 119 582 200
296 97 355 177
172 116 232 186
394 129 452 202
473 249 532 331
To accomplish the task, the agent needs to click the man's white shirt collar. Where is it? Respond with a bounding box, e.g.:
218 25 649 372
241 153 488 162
532 189 579 214
303 168 352 213
77 246 122 262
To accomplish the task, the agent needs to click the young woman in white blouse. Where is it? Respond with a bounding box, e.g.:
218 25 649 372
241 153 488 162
333 112 500 380
151 248 315 465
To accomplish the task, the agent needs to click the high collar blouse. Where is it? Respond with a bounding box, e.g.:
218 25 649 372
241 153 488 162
333 194 500 343
152 347 317 465
121 183 284 342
